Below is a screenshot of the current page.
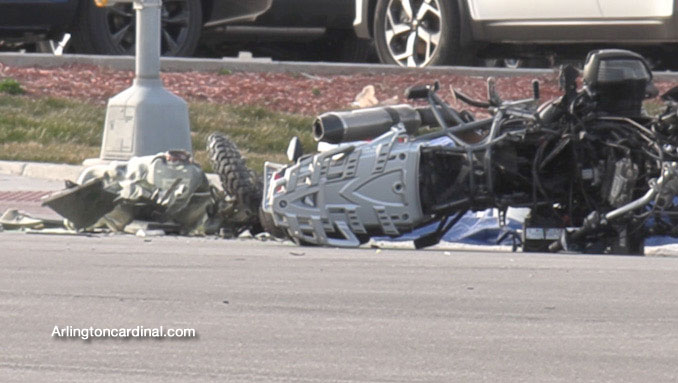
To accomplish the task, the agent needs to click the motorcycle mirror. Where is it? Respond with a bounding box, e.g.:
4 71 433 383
405 85 429 100
406 81 440 100
287 136 304 162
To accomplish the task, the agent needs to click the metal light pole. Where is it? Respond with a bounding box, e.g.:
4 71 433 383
94 0 192 160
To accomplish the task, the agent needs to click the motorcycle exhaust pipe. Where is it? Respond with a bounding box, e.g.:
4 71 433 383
313 105 423 144
313 105 463 143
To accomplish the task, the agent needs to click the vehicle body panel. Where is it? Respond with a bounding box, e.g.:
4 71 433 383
355 0 678 43
469 0 601 20
240 0 354 30
598 0 673 18
0 0 78 36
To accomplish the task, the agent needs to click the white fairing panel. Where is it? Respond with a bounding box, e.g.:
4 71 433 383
468 0 601 20
597 0 673 18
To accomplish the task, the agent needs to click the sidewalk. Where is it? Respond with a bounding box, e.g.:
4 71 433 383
0 160 84 182
0 173 65 220
0 160 86 219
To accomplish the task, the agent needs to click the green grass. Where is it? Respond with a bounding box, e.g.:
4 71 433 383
0 94 668 174
0 78 24 95
643 100 666 117
0 94 315 173
189 103 315 172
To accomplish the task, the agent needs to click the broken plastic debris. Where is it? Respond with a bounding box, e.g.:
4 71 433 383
124 220 180 235
352 85 379 108
41 178 117 229
0 209 45 230
255 232 274 241
135 229 165 237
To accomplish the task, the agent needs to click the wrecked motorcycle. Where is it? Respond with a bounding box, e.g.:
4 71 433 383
261 49 678 255
44 138 261 236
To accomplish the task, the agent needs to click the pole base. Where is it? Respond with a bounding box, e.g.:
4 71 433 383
100 79 192 161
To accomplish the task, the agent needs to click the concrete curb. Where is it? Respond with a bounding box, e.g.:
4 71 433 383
0 160 83 182
0 52 557 77
0 159 222 188
3 52 678 80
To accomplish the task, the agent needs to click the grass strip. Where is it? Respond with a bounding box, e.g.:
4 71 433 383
0 94 315 173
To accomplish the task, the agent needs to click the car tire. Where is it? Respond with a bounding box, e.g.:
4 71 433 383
70 0 202 56
373 0 462 67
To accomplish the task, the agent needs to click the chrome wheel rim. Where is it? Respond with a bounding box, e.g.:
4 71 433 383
384 0 443 67
104 0 192 56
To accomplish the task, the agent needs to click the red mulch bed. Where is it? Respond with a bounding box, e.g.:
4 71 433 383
1 62 675 116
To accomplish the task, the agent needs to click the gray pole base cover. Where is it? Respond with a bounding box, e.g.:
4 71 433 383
99 0 192 160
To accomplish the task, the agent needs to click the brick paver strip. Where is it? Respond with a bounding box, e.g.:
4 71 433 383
0 191 51 203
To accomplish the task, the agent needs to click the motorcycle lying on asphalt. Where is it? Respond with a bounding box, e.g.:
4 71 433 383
259 49 678 255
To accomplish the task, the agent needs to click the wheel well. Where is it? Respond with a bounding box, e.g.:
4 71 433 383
200 0 213 23
73 0 212 24
367 0 378 38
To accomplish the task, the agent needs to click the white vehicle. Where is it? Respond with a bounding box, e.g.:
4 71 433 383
354 0 678 67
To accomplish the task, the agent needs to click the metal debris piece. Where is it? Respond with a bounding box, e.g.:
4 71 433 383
25 228 86 236
42 178 117 229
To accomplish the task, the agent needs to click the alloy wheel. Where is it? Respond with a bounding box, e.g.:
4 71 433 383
104 0 192 56
384 0 443 67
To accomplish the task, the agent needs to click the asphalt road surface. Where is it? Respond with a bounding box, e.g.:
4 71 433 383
1 233 678 382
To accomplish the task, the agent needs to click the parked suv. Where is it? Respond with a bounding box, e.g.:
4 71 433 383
354 0 678 67
0 0 364 59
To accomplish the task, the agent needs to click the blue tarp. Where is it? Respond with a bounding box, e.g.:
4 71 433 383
380 209 522 246
381 209 678 247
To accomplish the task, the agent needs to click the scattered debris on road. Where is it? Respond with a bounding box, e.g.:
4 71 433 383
0 209 61 230
37 147 261 237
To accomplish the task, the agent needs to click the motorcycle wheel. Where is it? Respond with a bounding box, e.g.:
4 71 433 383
207 133 262 221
